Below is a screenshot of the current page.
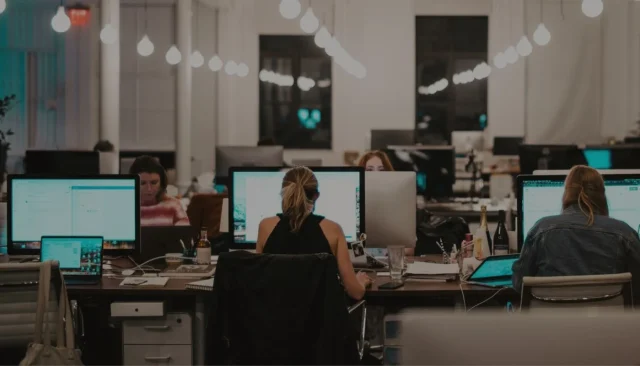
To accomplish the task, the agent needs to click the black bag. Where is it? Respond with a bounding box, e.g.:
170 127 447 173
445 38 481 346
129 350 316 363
415 209 470 256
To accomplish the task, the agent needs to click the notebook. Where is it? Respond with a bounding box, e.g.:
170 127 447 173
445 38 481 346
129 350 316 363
186 277 214 291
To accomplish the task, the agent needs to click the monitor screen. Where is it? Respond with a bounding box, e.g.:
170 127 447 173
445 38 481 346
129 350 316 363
231 169 362 245
9 177 139 252
40 236 103 276
518 175 640 248
25 150 100 175
583 149 612 169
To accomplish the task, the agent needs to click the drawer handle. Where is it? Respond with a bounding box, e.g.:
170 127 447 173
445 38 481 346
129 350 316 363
144 356 172 362
143 325 171 331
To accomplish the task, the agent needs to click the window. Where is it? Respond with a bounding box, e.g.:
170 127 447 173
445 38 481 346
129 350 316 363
259 35 332 149
416 16 488 144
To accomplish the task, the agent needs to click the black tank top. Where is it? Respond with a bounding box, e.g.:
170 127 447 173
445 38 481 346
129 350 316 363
263 214 333 255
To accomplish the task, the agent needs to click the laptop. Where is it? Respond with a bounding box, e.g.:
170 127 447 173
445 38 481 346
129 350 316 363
466 254 519 288
40 236 104 285
138 226 198 263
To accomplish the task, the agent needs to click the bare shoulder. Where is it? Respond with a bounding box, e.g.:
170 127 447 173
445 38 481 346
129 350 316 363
319 218 342 235
259 216 280 229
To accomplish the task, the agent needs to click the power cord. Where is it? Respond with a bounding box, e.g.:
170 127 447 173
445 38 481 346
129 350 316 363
122 255 193 276
459 277 509 312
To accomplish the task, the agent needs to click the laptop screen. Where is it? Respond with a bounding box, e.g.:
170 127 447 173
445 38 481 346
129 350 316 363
469 256 519 281
41 237 103 277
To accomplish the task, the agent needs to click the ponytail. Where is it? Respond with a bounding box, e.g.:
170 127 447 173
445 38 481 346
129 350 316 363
578 187 596 226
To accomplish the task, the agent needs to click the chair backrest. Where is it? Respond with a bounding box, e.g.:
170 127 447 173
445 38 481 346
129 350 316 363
521 273 633 311
186 193 227 237
0 262 62 348
397 309 640 365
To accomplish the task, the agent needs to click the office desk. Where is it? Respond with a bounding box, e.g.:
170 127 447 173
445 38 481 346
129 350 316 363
67 277 208 365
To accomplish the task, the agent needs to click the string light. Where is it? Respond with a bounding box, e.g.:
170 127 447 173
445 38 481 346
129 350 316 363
51 6 71 33
581 0 604 18
208 56 223 72
166 46 182 65
533 23 551 46
100 24 117 44
224 60 238 75
300 8 319 33
279 0 301 19
137 35 154 57
236 63 249 77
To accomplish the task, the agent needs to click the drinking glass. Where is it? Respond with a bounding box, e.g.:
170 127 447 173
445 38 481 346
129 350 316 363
388 246 405 282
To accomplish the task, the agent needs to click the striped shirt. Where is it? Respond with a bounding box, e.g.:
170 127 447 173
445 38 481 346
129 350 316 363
140 197 190 227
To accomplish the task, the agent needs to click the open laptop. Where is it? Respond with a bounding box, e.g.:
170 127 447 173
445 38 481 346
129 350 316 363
40 236 104 285
138 226 198 263
465 254 519 288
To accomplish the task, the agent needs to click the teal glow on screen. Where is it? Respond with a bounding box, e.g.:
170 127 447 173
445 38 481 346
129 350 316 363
584 149 611 169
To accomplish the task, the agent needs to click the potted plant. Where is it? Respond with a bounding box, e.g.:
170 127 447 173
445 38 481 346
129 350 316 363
0 94 15 188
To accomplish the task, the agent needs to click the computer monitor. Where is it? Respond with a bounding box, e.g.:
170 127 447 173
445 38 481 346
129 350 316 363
582 147 612 169
229 167 364 249
383 146 455 200
516 174 640 251
24 150 100 175
451 131 484 157
120 151 176 170
8 175 140 255
518 144 587 175
493 137 523 156
215 146 284 182
370 129 415 150
609 145 640 169
365 172 416 248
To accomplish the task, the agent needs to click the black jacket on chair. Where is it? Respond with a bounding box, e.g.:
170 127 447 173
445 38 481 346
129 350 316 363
208 250 358 365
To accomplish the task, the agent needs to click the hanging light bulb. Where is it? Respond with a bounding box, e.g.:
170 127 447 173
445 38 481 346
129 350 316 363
51 6 71 33
236 63 249 78
224 60 238 75
504 46 519 64
516 36 533 57
533 23 551 46
137 35 154 56
314 27 331 48
325 38 340 57
279 0 301 20
165 45 182 65
100 24 118 45
300 8 319 34
191 50 204 68
581 0 604 18
0 0 7 15
493 52 507 69
208 55 223 72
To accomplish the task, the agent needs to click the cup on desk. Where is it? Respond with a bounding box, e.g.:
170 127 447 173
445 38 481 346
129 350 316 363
388 246 405 282
166 253 182 270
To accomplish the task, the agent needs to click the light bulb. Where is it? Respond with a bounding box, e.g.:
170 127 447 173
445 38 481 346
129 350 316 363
224 60 238 75
300 8 319 34
279 0 301 20
473 64 486 80
533 23 551 46
165 45 182 65
100 24 117 44
325 38 340 57
51 6 71 33
504 46 519 64
582 0 604 18
236 63 249 77
208 55 223 72
493 52 507 69
314 27 331 48
137 35 154 56
191 50 204 68
0 0 7 15
516 36 533 57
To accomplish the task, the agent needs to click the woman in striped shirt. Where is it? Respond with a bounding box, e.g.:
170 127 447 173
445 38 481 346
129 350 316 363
129 156 190 226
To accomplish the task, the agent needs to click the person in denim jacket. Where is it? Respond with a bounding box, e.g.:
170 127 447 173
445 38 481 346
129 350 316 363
512 165 640 294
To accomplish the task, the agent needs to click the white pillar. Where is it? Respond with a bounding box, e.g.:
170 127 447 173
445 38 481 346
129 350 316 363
100 0 120 174
176 0 193 191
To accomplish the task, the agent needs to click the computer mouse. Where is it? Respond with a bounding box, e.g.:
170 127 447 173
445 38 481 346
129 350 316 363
122 269 135 276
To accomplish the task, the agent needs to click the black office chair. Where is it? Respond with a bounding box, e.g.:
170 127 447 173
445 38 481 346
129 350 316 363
208 251 366 365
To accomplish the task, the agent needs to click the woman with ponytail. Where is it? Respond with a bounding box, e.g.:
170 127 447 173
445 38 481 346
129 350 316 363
513 165 640 293
256 166 371 300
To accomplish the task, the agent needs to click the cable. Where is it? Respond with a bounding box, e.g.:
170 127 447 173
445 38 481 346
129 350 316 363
126 255 193 275
467 287 507 312
459 282 467 311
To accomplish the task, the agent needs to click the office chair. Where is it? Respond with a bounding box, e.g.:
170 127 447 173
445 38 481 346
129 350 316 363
209 251 366 365
521 273 633 311
0 261 82 364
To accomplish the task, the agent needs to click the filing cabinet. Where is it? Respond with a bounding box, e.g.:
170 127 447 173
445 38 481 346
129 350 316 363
122 312 192 365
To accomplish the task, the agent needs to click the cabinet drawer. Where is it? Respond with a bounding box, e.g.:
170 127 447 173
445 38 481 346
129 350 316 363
123 313 192 345
123 345 192 365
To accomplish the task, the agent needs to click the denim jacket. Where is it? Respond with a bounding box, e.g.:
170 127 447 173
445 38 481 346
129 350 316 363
512 204 640 293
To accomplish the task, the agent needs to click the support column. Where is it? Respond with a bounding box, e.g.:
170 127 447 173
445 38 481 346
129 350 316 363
176 0 193 192
100 0 120 174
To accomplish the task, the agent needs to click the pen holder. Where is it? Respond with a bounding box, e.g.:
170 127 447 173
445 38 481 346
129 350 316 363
183 248 196 263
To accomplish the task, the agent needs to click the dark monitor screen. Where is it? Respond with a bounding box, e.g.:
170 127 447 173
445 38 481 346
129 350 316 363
518 144 587 175
610 145 640 169
215 146 284 180
7 175 140 254
383 146 455 199
370 129 415 150
493 137 523 156
25 150 100 175
119 151 176 170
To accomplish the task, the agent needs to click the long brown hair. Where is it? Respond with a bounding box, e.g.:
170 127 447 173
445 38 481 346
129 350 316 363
562 165 609 225
281 166 318 232
357 150 395 171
